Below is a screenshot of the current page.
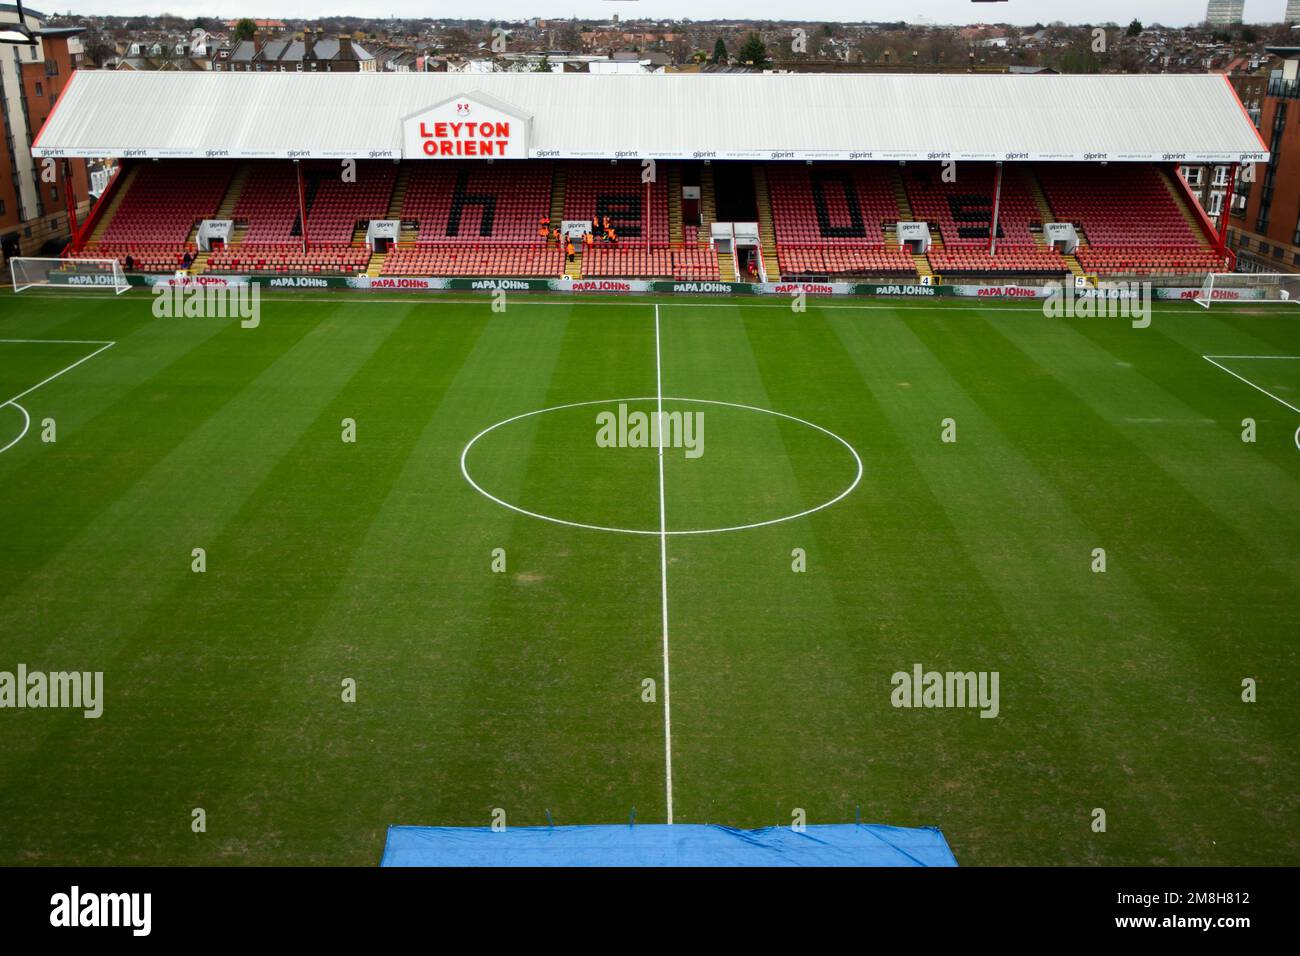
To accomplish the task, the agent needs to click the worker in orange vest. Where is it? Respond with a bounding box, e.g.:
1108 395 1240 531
566 240 576 262
538 219 549 242
605 227 616 244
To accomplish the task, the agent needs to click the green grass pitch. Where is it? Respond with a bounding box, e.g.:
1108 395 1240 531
0 289 1296 866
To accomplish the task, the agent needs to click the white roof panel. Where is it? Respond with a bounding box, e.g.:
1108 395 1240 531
33 70 1269 163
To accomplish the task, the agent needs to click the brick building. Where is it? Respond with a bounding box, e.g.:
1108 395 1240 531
0 6 90 264
1226 49 1300 272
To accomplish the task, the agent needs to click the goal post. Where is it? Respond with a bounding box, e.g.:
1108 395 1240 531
9 257 129 294
1195 272 1300 308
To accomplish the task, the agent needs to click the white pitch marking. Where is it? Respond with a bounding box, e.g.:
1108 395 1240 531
1201 354 1300 416
0 338 115 345
458 396 864 536
0 401 30 455
654 304 673 826
0 339 115 454
16 290 1288 318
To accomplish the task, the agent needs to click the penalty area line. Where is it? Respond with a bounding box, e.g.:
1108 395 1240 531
1201 354 1300 416
0 339 115 454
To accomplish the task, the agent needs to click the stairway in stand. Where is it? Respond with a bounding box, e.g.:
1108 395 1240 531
716 249 736 281
550 163 567 229
668 163 683 245
366 252 387 278
750 165 780 280
885 224 929 281
216 163 250 219
699 164 717 247
1025 168 1088 280
386 164 410 220
1159 166 1218 245
1024 167 1056 230
565 248 582 280
183 164 253 274
890 165 914 222
84 164 141 247
887 168 928 280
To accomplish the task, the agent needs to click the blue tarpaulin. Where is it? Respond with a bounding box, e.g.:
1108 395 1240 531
380 823 958 867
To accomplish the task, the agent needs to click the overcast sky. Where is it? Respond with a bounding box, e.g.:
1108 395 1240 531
39 1 1298 27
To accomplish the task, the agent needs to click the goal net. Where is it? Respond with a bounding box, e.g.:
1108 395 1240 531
1195 272 1300 308
10 257 129 294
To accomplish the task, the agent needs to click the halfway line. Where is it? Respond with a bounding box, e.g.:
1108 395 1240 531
654 304 673 825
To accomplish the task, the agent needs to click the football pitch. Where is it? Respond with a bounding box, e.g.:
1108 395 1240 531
0 290 1297 866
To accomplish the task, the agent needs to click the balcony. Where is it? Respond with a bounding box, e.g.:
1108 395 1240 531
1266 76 1300 99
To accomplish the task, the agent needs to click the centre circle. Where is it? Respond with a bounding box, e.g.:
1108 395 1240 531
460 396 862 535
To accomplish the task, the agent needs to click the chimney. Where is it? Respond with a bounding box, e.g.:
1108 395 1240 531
339 35 353 59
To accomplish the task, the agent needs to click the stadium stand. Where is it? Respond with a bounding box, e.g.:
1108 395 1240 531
1037 163 1227 275
927 247 1067 276
381 245 562 277
403 161 551 242
565 161 670 245
582 245 720 280
903 164 1040 247
77 160 233 271
234 163 301 246
68 157 1231 282
1072 246 1227 277
305 162 398 245
37 72 1266 286
775 245 916 278
769 164 898 246
766 164 917 277
207 245 371 275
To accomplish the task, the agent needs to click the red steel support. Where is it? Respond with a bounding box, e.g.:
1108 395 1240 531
988 161 1004 256
296 160 309 254
645 175 651 254
61 159 80 244
1217 162 1238 258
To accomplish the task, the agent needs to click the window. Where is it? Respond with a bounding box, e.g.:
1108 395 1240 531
1213 166 1229 186
34 82 42 96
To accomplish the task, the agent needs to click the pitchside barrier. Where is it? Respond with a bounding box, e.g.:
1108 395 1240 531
380 822 959 867
19 270 1237 302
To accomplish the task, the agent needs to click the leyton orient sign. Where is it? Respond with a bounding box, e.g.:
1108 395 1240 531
401 94 531 160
